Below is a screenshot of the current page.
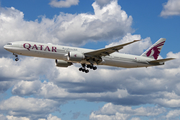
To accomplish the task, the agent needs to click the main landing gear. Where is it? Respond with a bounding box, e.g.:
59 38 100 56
79 64 97 73
13 53 19 61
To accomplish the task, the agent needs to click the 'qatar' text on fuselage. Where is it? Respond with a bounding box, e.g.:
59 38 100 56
23 43 57 52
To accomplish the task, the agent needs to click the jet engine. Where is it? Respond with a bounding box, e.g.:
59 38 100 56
55 59 72 67
67 51 85 62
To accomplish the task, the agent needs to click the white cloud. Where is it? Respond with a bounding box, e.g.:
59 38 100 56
0 96 60 119
155 97 180 108
0 57 55 93
47 114 62 120
0 57 54 82
6 116 30 120
96 103 166 116
12 80 129 102
49 0 79 8
90 112 129 120
12 80 42 96
90 103 166 120
166 109 180 119
160 0 180 17
0 114 61 120
0 7 41 43
131 118 140 120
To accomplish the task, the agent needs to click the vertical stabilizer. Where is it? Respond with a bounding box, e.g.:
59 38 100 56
141 38 166 60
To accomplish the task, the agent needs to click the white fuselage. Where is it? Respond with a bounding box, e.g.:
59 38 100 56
4 41 159 68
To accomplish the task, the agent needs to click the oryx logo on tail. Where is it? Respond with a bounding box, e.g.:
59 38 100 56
146 41 165 59
141 38 166 60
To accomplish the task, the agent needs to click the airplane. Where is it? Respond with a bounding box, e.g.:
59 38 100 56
4 38 175 73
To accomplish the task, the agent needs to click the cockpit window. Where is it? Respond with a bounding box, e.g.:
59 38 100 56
7 43 12 45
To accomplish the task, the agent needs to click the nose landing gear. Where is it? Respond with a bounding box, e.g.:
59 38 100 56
13 53 19 61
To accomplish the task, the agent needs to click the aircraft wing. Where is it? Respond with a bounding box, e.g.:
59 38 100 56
84 40 140 57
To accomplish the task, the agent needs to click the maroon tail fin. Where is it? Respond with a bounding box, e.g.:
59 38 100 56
141 38 166 60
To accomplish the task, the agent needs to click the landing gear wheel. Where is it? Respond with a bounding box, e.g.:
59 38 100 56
13 53 19 61
82 64 86 68
90 66 93 69
15 58 19 61
82 69 85 72
79 68 82 71
93 66 97 70
85 69 89 73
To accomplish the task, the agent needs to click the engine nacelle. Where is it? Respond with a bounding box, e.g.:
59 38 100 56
67 51 85 62
55 59 72 67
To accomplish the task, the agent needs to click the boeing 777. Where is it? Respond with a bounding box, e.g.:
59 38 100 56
4 38 174 73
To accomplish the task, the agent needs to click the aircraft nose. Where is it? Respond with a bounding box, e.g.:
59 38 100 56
4 45 9 50
4 45 11 51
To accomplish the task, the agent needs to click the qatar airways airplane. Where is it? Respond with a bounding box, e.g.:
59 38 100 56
4 38 174 73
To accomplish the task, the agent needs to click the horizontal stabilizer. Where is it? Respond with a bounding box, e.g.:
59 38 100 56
149 58 175 64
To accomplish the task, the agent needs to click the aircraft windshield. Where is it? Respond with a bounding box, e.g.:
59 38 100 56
7 43 12 45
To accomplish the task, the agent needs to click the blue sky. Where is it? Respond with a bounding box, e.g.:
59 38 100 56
0 0 180 120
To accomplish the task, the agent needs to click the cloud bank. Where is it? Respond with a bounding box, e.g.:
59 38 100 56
0 49 180 119
161 0 180 17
